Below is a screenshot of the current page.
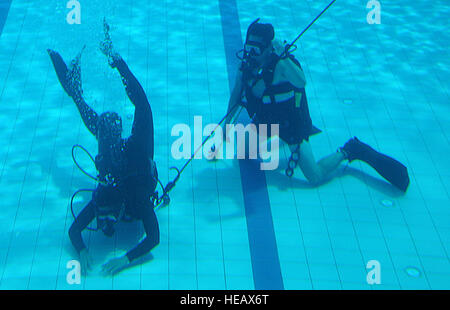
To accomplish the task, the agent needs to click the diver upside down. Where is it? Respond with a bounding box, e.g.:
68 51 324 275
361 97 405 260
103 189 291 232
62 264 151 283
48 22 160 274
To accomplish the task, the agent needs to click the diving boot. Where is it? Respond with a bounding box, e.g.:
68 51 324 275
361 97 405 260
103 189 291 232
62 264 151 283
340 137 370 162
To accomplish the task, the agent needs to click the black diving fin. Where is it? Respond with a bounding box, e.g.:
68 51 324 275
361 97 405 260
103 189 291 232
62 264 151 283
47 49 72 95
342 137 410 192
47 46 85 98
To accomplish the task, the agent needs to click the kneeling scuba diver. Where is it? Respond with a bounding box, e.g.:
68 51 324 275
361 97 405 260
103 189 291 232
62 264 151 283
223 17 410 192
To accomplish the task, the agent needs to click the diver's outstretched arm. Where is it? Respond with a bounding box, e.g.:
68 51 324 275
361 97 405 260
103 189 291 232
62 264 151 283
125 206 160 263
72 96 100 137
114 56 154 159
114 56 150 110
100 20 154 158
48 49 99 137
100 19 150 109
68 200 96 254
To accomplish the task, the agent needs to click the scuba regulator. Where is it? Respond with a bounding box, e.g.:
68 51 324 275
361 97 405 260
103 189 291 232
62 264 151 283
95 200 125 237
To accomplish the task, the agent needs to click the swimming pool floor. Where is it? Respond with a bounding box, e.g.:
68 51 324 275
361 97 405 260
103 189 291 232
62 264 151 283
0 0 449 290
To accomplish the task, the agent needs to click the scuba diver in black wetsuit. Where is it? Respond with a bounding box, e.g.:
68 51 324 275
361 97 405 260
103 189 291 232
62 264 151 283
48 22 160 275
223 20 410 192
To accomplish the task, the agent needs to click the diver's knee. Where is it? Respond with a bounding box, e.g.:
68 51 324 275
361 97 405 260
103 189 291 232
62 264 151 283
306 176 321 187
304 170 324 186
152 231 160 248
152 223 160 247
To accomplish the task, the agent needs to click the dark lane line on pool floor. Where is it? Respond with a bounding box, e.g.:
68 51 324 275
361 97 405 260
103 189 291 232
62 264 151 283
217 0 284 290
0 0 12 38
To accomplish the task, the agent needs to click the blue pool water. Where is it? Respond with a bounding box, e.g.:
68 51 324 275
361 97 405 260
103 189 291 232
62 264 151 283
0 0 449 290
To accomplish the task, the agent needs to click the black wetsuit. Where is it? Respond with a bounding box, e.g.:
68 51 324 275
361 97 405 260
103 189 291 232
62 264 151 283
66 58 159 263
242 54 314 145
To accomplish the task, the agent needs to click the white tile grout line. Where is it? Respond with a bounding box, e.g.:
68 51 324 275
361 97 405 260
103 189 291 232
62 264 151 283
164 0 170 289
370 11 450 283
181 0 199 290
25 10 61 289
0 1 30 184
283 142 315 288
0 1 42 288
376 20 450 251
294 0 361 290
346 5 441 289
279 0 322 290
327 3 419 289
201 2 228 289
54 98 85 290
343 16 420 290
314 2 381 290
